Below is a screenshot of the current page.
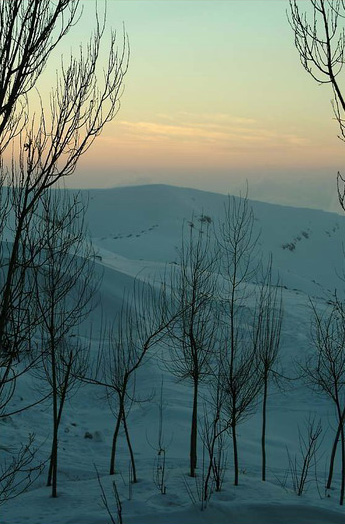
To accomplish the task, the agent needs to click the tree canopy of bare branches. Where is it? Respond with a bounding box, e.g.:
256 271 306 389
306 300 345 505
0 0 128 504
289 0 345 209
164 218 219 478
33 189 96 498
217 194 262 486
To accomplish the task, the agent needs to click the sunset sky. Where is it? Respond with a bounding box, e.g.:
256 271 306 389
47 1 345 211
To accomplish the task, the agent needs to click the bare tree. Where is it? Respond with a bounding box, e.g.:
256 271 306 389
289 0 345 501
305 300 345 505
288 0 345 136
96 466 123 524
0 0 128 502
0 0 128 358
0 1 80 154
217 193 262 486
149 377 169 495
0 434 42 507
86 279 171 482
33 189 96 498
254 258 283 482
287 416 323 496
288 0 345 210
0 3 128 360
165 218 219 478
201 373 228 501
316 295 345 493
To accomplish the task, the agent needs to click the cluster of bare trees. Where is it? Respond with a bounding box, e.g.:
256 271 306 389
4 0 345 513
85 0 345 510
84 279 172 483
72 194 284 504
164 218 220 479
0 0 284 507
0 0 128 503
156 196 284 499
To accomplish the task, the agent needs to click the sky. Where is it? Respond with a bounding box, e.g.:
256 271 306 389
41 0 345 211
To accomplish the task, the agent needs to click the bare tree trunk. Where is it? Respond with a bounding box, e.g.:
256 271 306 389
232 421 239 486
47 444 53 487
217 193 263 489
47 363 71 488
261 376 268 481
327 429 339 490
203 424 224 499
110 403 124 476
337 404 345 506
48 397 59 497
123 411 137 483
204 448 215 500
190 378 198 477
47 436 56 488
165 220 218 478
50 335 58 498
52 448 57 499
327 406 345 490
51 430 58 498
0 219 24 351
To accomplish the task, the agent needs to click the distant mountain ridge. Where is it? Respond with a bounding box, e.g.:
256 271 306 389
83 184 345 298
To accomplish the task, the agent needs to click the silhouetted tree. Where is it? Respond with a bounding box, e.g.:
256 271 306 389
202 371 228 501
86 279 170 481
305 300 345 505
33 189 96 498
165 219 219 477
217 193 262 486
0 0 128 502
289 0 345 210
254 258 283 481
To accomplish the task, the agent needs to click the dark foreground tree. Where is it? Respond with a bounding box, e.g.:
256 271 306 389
289 0 345 210
289 1 345 502
254 258 283 482
0 1 79 154
217 193 262 486
306 301 345 505
202 372 228 501
0 434 42 507
85 279 171 481
33 189 96 498
165 218 219 477
0 0 128 503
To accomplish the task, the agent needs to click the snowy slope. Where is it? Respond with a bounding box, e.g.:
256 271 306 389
2 184 345 524
86 184 345 297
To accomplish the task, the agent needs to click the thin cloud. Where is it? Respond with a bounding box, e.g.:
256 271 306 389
117 115 310 149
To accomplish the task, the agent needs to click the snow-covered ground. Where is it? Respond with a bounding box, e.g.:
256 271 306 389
2 184 345 524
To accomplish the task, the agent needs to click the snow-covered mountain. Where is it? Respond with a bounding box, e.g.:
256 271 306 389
86 184 345 297
3 184 345 524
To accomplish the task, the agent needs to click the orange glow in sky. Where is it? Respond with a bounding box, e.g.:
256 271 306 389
31 1 345 211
